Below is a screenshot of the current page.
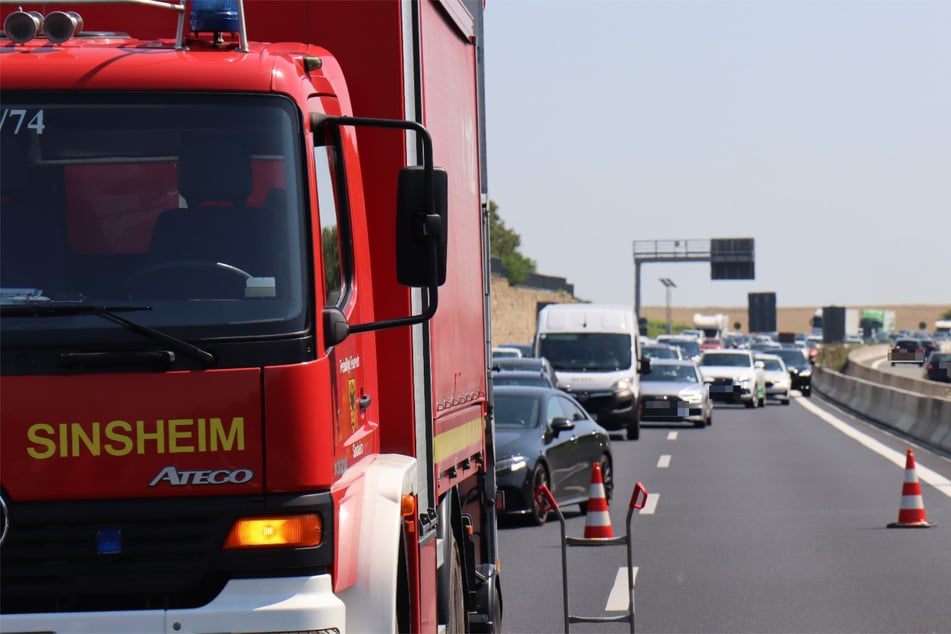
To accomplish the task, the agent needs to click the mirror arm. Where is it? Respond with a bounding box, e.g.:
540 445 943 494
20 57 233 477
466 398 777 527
312 113 441 341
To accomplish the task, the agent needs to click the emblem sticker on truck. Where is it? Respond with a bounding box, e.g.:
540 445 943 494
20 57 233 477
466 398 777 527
149 466 254 487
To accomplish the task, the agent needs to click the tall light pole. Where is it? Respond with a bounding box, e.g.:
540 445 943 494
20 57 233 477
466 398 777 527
659 277 676 334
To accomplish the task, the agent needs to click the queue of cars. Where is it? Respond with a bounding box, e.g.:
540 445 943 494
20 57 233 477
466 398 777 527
489 328 825 526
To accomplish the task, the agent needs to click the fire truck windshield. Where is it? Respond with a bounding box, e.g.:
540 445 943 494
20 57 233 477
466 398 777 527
0 93 308 349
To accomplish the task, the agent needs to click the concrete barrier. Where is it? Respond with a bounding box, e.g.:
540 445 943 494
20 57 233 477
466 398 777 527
813 360 951 454
847 344 951 400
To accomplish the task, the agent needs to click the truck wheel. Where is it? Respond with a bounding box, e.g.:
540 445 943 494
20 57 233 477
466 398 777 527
446 531 467 633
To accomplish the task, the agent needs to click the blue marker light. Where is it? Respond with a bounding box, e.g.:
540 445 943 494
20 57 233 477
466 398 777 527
96 528 122 555
189 0 240 34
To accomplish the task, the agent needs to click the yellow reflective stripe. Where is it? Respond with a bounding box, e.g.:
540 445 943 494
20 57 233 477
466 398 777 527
433 417 483 463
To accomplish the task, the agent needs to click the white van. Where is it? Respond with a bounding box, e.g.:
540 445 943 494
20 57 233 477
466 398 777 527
534 303 650 439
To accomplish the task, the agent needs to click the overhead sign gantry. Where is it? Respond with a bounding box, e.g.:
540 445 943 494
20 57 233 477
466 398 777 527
632 238 755 319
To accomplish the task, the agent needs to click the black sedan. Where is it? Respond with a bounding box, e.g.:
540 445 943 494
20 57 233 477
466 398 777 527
772 347 813 396
493 385 613 525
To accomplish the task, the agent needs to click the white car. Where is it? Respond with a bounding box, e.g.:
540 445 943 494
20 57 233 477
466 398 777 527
697 349 766 408
754 353 791 405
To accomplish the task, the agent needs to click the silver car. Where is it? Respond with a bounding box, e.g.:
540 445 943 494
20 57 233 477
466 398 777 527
639 359 713 427
755 353 791 405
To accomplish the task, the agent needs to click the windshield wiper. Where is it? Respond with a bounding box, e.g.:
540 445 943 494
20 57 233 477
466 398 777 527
0 303 215 368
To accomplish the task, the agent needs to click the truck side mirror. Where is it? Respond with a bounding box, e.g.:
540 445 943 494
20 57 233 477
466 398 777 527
396 166 448 288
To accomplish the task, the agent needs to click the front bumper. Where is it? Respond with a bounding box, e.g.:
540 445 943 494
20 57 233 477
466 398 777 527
706 378 753 403
640 395 704 421
564 388 635 429
0 576 345 634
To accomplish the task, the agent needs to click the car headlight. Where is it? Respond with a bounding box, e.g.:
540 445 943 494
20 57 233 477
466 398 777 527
799 369 811 378
496 456 527 473
737 375 752 386
613 377 632 392
703 377 714 384
680 390 703 404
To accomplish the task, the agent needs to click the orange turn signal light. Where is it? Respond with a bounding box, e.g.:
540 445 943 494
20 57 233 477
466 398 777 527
223 514 322 549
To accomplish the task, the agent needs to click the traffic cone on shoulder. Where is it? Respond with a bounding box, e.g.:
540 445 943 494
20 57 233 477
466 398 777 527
887 449 936 528
583 461 614 538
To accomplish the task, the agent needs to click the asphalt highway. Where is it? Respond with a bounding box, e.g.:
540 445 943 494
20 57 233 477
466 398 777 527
497 392 951 634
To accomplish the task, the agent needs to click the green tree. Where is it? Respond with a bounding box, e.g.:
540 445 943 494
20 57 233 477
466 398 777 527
488 200 536 285
942 308 951 320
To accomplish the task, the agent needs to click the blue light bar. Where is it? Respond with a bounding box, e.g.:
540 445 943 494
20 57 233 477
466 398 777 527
189 0 240 34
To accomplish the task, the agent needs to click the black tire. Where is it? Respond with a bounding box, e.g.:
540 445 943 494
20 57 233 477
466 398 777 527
529 464 550 526
446 530 467 633
625 400 642 440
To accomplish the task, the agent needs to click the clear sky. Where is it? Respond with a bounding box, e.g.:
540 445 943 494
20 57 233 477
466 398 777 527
482 0 951 311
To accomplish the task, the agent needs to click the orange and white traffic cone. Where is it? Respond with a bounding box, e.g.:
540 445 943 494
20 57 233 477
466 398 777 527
887 449 936 528
583 461 614 539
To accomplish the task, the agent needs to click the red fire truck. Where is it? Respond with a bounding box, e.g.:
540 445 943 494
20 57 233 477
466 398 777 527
0 0 501 632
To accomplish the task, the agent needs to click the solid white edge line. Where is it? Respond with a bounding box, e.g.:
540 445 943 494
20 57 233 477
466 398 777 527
657 454 671 469
796 396 951 499
605 566 638 612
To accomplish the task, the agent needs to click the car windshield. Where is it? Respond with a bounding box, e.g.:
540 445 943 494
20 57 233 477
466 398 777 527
700 353 751 367
658 338 700 358
641 364 699 383
775 350 808 368
493 374 551 387
536 332 632 371
643 345 679 359
1 93 308 343
493 394 541 428
759 358 784 371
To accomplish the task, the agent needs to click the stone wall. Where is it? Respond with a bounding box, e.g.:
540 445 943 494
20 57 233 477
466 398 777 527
489 275 577 347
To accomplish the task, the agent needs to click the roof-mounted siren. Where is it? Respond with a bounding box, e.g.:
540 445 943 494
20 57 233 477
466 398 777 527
189 0 248 51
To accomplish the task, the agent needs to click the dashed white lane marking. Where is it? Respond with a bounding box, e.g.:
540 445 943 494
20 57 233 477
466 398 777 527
640 493 659 515
667 431 679 440
796 397 951 499
657 454 671 469
605 566 638 612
